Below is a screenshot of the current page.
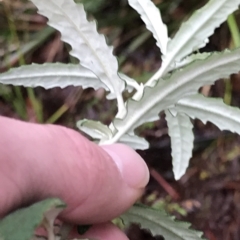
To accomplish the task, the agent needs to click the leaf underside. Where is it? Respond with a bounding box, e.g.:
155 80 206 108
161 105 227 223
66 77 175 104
167 0 240 62
146 0 240 85
106 49 240 144
117 133 149 149
168 52 212 72
128 0 168 55
77 119 113 140
175 94 240 135
0 63 108 90
165 110 194 180
30 0 126 115
77 119 149 149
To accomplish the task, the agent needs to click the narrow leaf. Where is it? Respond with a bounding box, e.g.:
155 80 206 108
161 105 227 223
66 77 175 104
30 0 126 116
128 0 168 55
0 63 139 94
103 49 240 144
175 94 240 135
121 204 205 240
0 63 108 90
117 133 149 150
165 110 194 180
77 119 113 140
146 0 240 86
168 0 240 61
0 198 65 240
76 119 149 149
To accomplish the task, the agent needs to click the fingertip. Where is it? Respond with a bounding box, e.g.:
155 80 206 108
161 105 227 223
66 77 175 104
101 144 149 189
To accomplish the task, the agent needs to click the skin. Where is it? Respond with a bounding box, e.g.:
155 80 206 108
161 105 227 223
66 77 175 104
0 116 149 240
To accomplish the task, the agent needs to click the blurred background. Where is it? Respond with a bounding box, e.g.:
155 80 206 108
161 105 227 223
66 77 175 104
1 0 240 239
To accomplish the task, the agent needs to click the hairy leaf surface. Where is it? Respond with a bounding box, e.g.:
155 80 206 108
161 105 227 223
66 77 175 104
165 111 194 180
128 0 168 55
175 94 240 135
119 73 144 94
0 198 65 240
30 0 126 116
168 52 212 72
117 133 149 149
146 0 240 86
0 63 108 90
121 204 204 240
77 119 113 140
77 119 149 149
103 49 240 144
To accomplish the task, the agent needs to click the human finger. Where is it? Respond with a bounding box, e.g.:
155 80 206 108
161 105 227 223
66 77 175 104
0 117 149 224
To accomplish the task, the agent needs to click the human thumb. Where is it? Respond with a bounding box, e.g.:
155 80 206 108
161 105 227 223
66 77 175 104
0 117 149 224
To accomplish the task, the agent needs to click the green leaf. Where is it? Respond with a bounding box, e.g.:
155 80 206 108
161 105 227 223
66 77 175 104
128 0 168 55
30 0 126 117
175 94 240 135
121 204 205 240
0 198 65 240
0 63 108 90
104 49 240 144
146 0 240 86
165 110 194 180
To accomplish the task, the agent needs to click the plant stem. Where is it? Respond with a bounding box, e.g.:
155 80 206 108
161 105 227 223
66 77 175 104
46 104 69 124
3 1 43 122
227 14 240 47
224 79 232 106
3 2 27 119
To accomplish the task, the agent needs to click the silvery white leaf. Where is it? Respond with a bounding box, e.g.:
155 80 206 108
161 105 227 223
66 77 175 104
103 49 240 144
0 63 108 90
77 119 112 140
146 0 240 86
168 52 211 72
175 94 240 135
118 133 149 150
30 0 126 117
128 0 168 55
165 110 194 180
119 73 144 96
